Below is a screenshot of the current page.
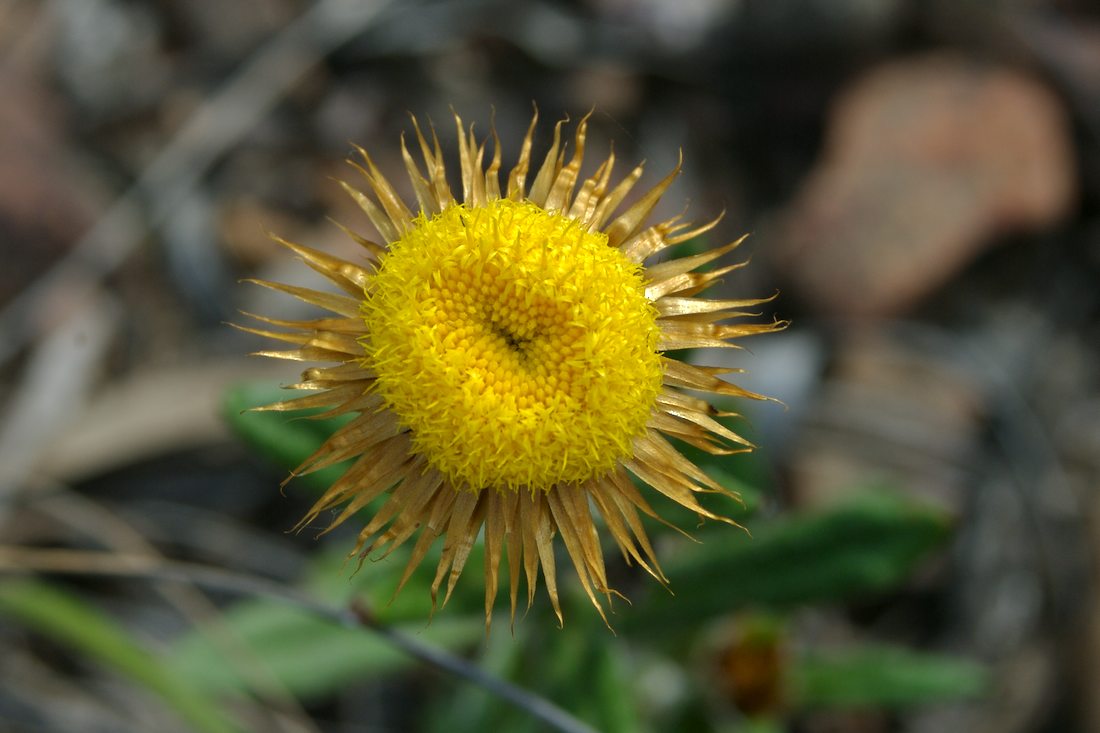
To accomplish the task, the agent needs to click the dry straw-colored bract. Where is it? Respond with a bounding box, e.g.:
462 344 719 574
240 110 783 630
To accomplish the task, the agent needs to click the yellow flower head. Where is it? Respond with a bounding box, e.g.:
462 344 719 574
367 198 663 490
243 111 783 628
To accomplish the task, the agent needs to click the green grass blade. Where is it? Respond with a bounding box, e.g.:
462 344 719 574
0 579 240 733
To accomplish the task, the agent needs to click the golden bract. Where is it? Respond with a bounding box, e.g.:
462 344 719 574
242 111 783 629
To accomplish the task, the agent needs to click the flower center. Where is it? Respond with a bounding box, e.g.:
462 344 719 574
362 199 663 492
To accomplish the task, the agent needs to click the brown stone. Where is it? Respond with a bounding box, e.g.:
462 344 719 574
774 55 1076 318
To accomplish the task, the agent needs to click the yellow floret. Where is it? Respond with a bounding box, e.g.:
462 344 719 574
362 199 663 491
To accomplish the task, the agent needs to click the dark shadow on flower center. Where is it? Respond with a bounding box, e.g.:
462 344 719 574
488 320 531 356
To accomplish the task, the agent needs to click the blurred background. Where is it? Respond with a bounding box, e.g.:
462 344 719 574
1 0 1098 731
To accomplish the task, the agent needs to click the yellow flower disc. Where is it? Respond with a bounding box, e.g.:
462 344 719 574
363 198 663 491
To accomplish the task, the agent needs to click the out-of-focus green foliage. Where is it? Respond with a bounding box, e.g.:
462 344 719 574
0 579 241 733
167 543 485 702
626 491 951 633
425 613 646 733
791 646 989 709
168 602 483 701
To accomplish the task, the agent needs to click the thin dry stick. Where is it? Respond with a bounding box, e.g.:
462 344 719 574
348 598 601 733
0 546 600 733
0 0 394 367
33 491 320 733
0 294 116 520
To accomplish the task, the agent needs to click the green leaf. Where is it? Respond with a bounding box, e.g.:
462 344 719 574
167 600 483 701
591 639 647 733
167 541 486 703
427 611 651 733
792 646 989 709
626 491 952 630
0 579 240 733
222 381 353 492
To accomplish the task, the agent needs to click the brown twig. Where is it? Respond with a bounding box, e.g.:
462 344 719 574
32 490 320 733
0 545 600 733
349 598 600 733
0 0 396 368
